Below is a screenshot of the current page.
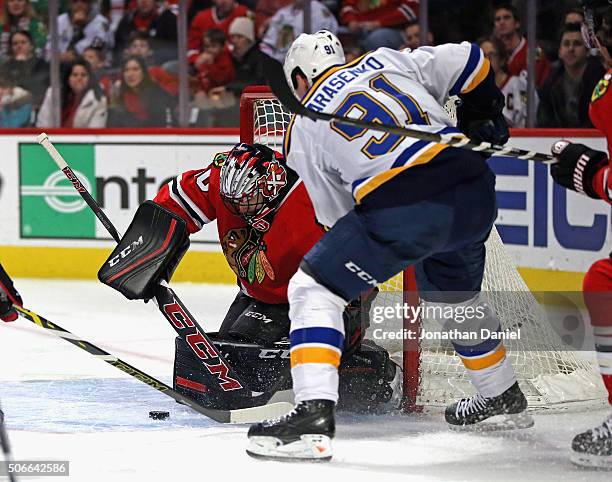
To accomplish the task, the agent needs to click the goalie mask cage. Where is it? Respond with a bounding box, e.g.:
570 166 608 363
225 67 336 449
239 86 606 412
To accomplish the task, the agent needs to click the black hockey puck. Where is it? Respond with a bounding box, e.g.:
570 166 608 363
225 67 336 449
149 410 170 420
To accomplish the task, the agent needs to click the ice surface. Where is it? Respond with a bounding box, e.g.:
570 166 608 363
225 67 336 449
0 279 610 481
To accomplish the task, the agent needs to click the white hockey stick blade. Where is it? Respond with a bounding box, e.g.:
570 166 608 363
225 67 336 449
229 402 293 424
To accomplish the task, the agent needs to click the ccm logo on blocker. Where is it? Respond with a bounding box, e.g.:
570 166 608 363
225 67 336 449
108 236 144 267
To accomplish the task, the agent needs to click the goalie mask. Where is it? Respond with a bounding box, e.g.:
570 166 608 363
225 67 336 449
581 0 612 52
283 30 345 94
220 143 297 229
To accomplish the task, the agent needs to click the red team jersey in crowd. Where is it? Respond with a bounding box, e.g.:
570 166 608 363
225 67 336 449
589 69 612 204
506 37 551 87
187 5 250 63
154 152 325 304
340 0 418 28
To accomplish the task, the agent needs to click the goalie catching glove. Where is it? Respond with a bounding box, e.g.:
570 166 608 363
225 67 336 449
98 201 190 300
550 140 609 199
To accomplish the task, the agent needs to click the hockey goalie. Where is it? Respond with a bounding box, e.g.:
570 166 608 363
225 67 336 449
99 142 400 412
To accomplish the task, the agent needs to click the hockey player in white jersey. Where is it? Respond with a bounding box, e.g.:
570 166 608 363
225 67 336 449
246 31 532 461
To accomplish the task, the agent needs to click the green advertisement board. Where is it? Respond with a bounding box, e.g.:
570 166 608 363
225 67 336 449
20 144 97 239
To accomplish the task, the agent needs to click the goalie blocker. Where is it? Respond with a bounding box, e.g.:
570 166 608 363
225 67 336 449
98 201 190 300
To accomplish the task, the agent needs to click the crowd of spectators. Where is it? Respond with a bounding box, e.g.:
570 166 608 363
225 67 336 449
0 0 608 128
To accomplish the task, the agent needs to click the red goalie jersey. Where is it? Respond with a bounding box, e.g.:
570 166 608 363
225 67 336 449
154 152 325 304
589 69 612 204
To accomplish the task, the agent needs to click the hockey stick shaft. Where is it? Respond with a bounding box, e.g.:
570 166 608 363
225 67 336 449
37 133 121 242
262 56 555 164
0 400 17 482
12 305 291 424
35 134 254 398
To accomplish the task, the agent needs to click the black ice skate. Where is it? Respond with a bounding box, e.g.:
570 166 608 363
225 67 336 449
571 413 612 469
445 382 534 431
246 399 335 461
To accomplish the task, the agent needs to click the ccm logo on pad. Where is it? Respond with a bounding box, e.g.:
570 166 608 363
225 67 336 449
108 236 144 267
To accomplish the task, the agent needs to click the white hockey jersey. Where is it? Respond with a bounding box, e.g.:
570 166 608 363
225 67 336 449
46 13 114 61
500 70 538 128
284 42 491 227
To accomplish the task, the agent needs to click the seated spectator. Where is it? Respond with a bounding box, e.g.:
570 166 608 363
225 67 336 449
197 17 263 125
0 0 46 60
340 0 418 51
108 55 175 127
188 0 251 65
1 30 48 108
480 36 537 128
254 0 292 38
48 0 114 64
194 28 234 94
114 0 177 65
537 22 606 128
260 0 338 62
492 3 551 86
125 31 178 96
209 17 265 99
401 19 434 50
37 58 108 127
82 46 113 95
0 69 32 126
100 0 130 33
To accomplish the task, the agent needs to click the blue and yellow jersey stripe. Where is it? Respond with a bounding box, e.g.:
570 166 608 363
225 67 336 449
450 43 491 96
350 126 461 203
453 327 507 371
289 326 344 369
459 344 507 371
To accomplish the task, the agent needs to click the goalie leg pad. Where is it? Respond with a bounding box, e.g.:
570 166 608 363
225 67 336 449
174 335 293 409
98 201 189 300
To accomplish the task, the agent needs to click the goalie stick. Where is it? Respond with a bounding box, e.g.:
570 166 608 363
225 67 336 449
35 133 276 403
11 304 292 424
262 55 555 164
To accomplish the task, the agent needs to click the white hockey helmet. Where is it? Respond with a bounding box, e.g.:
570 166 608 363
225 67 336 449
283 30 345 93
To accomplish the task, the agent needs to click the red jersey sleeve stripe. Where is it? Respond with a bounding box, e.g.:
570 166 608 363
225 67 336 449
169 175 210 228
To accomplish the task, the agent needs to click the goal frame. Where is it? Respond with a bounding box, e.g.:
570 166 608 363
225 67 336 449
239 86 423 411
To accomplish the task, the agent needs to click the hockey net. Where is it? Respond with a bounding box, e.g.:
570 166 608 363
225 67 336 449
239 86 606 411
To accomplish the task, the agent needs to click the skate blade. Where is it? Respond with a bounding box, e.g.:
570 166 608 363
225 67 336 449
246 434 332 462
449 412 535 432
571 452 612 470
